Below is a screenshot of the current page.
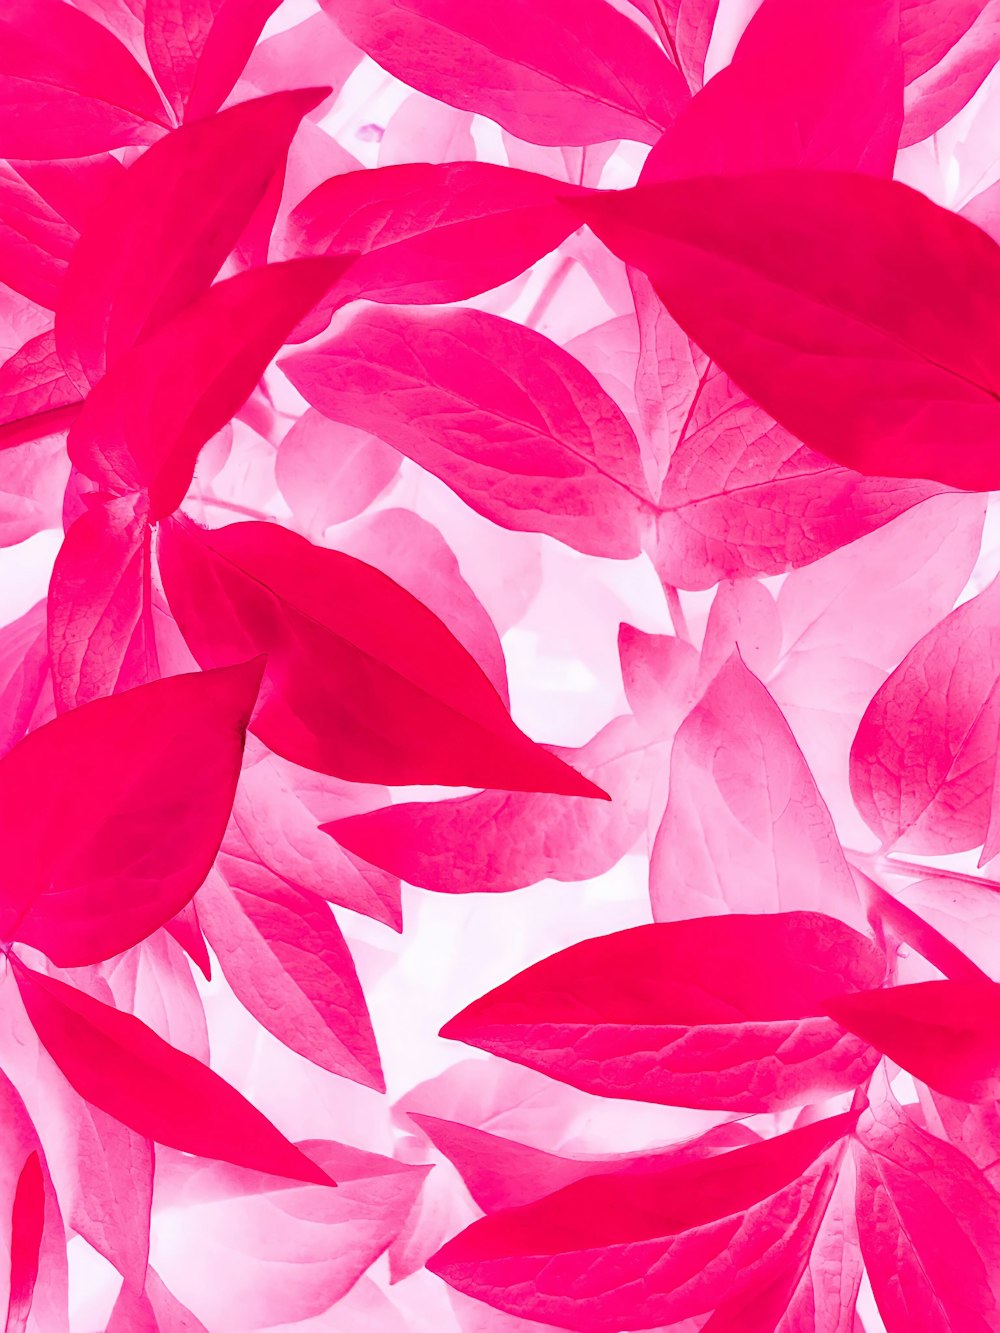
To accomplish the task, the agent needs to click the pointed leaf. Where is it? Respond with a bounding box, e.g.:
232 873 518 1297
573 171 1000 490
197 871 384 1091
628 0 719 89
429 1113 853 1329
69 256 350 520
4 1153 43 1333
158 517 601 796
443 913 883 1109
0 0 167 158
321 0 688 147
0 661 262 965
827 979 1000 1101
13 961 331 1186
56 88 329 390
283 306 652 558
900 0 1000 145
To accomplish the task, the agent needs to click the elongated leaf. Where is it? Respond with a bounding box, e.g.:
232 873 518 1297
651 654 862 924
0 0 167 158
4 1153 43 1333
158 517 602 797
573 171 1000 490
283 306 652 558
69 256 349 520
900 0 1000 145
55 88 326 391
283 162 590 330
47 493 158 712
429 1113 853 1329
143 0 284 121
628 0 719 89
851 574 1000 855
827 980 1000 1100
443 913 883 1109
13 961 331 1186
197 871 384 1091
0 661 262 965
855 1105 1000 1330
321 0 688 147
0 603 48 760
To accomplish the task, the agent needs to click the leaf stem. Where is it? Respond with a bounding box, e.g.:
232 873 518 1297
876 856 1000 895
187 496 277 524
524 256 575 331
664 584 691 643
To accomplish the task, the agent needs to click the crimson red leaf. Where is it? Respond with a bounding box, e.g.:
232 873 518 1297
3 1152 43 1333
0 661 262 966
428 1112 854 1330
69 257 350 520
0 0 167 158
851 574 1000 855
442 913 883 1110
328 715 657 894
158 517 602 796
143 0 284 121
283 306 652 558
321 0 689 147
12 960 332 1186
47 493 158 712
197 871 384 1091
854 1105 1000 1330
56 88 328 391
283 162 590 329
573 170 1000 490
827 980 1000 1100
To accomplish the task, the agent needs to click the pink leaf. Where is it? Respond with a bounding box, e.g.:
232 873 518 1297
328 715 657 894
197 870 384 1091
0 661 262 965
643 0 903 181
47 493 158 712
650 654 862 924
143 0 284 122
0 0 167 158
13 960 332 1186
900 0 1000 145
275 409 400 535
158 517 603 796
69 256 350 520
107 1268 209 1333
0 330 83 452
442 913 882 1110
4 1153 43 1333
283 306 652 558
152 1141 428 1330
859 874 992 985
573 171 1000 490
55 87 327 391
850 574 1000 855
320 0 689 147
242 12 361 117
0 433 69 547
283 163 590 330
827 979 1000 1101
0 602 49 759
854 1104 1000 1329
428 1113 854 1329
628 0 720 89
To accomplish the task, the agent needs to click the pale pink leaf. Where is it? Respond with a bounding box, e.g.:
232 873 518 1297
900 0 1000 145
275 409 400 535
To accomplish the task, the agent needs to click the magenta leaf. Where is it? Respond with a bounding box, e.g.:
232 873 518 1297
900 0 1000 145
283 306 652 558
143 0 284 121
428 1112 855 1329
854 1103 1000 1329
68 256 350 520
574 170 1000 490
0 0 167 158
3 1152 43 1333
0 661 262 965
651 654 863 924
55 88 328 391
0 329 84 453
851 574 1000 856
321 0 689 147
197 870 384 1091
442 913 883 1110
13 959 333 1186
0 602 49 760
158 516 603 796
627 0 719 89
827 980 1000 1101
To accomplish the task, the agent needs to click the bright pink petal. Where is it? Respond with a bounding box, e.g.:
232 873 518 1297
321 0 689 147
283 306 652 558
158 517 603 796
0 661 262 965
13 960 332 1186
